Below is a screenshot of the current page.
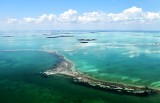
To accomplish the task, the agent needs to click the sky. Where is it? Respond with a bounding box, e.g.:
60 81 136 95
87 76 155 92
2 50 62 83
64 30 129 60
0 0 160 30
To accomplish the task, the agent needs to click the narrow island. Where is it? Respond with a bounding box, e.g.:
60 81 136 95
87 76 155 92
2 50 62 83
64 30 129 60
42 51 159 97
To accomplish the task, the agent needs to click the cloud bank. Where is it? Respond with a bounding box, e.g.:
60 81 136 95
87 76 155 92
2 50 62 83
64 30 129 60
1 6 160 30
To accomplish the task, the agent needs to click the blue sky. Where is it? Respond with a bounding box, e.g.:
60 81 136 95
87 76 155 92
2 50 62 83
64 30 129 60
0 0 160 30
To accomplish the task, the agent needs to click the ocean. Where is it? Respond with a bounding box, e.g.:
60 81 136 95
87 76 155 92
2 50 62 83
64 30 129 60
0 30 160 103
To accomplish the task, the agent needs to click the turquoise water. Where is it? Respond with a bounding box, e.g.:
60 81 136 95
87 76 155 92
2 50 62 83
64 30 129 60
0 31 160 103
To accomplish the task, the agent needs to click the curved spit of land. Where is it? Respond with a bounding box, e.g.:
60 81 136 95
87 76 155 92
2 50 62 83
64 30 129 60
43 51 159 97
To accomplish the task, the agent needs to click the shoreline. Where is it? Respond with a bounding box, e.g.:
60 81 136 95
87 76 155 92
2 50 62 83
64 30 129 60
43 51 159 97
0 49 159 96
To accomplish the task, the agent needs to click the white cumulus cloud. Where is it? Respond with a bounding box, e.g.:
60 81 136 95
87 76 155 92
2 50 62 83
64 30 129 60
1 6 160 30
58 9 78 23
78 12 106 23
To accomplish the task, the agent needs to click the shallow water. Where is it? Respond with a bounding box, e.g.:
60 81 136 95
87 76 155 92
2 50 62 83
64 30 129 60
0 30 160 103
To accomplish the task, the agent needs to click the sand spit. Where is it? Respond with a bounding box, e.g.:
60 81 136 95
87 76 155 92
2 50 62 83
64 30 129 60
43 52 159 97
